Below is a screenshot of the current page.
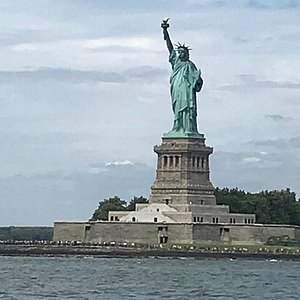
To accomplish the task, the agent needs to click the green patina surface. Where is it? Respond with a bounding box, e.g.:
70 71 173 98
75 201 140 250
162 19 204 138
163 131 204 139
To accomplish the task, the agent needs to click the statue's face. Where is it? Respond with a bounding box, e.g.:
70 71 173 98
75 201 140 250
178 48 189 61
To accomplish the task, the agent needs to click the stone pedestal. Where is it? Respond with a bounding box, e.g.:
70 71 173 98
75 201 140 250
149 137 216 206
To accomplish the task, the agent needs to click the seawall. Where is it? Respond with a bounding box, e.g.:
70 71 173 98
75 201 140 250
1 244 300 260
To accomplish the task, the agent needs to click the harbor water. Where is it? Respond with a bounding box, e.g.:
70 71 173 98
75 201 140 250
0 256 299 299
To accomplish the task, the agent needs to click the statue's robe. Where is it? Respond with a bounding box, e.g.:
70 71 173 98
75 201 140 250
169 50 202 133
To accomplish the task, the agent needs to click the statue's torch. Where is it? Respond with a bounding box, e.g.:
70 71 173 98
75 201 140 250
161 17 170 40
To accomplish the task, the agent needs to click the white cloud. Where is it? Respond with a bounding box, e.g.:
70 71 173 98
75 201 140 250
11 36 159 54
83 36 158 50
241 157 261 163
12 43 38 51
260 151 268 155
105 160 134 167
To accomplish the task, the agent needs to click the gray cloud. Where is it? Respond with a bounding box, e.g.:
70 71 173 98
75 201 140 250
211 149 300 194
219 74 300 90
254 80 300 89
290 136 300 148
212 150 283 170
0 68 125 84
264 114 292 122
0 162 154 226
0 66 166 85
0 29 84 47
247 0 299 9
124 66 167 81
233 37 249 44
85 45 161 54
246 135 300 149
252 139 288 149
0 132 90 147
247 0 268 9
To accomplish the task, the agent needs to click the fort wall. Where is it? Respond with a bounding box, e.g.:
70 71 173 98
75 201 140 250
53 221 300 245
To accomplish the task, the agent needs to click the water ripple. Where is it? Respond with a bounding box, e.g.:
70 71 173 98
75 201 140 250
0 256 299 299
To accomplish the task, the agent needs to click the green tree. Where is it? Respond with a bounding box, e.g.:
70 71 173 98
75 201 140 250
266 189 297 224
215 187 300 225
90 196 127 221
127 196 148 211
254 194 271 223
0 226 53 241
215 187 248 212
291 201 300 225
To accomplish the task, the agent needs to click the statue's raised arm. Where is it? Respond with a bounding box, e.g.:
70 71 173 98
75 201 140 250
161 18 173 54
161 19 204 138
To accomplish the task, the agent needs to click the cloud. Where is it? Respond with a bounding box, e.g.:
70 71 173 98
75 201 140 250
0 68 125 84
0 66 166 85
247 0 300 9
290 136 300 148
124 66 167 81
211 149 300 194
9 36 162 60
264 114 292 122
241 156 261 163
82 37 157 51
255 80 300 89
0 162 154 226
250 135 300 149
105 160 133 167
219 74 300 90
247 0 268 9
253 139 287 149
212 151 281 170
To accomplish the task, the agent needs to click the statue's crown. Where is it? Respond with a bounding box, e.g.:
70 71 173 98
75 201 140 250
174 42 191 51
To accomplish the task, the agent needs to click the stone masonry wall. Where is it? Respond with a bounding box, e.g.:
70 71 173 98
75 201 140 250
87 223 159 244
53 222 193 244
53 221 300 246
222 224 299 245
53 222 87 241
86 222 193 244
192 224 221 244
192 224 300 245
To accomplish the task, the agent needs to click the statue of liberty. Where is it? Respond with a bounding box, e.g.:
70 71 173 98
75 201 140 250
161 19 203 137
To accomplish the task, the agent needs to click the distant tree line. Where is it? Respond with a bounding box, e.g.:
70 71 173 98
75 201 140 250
91 188 300 226
215 188 300 226
0 227 53 241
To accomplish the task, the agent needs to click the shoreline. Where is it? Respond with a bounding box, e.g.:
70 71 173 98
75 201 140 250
1 245 300 260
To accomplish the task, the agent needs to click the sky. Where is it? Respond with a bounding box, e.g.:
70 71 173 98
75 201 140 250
0 0 300 226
